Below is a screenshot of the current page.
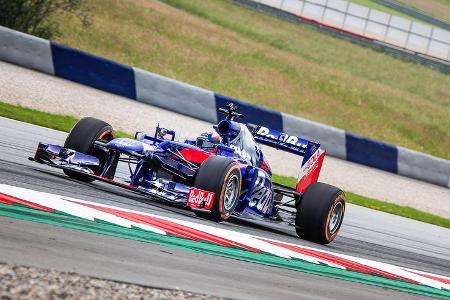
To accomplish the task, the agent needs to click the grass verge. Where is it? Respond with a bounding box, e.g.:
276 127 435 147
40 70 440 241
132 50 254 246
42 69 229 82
1 101 448 229
0 102 130 138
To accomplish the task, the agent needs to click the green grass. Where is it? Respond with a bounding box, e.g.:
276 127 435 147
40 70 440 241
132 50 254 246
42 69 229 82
51 0 450 161
272 173 450 229
344 191 450 229
0 102 130 138
1 101 448 229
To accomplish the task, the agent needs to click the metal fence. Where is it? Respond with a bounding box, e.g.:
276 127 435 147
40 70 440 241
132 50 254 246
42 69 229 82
254 0 450 61
371 0 450 31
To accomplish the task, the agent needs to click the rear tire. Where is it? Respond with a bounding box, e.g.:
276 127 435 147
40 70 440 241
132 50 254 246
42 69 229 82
295 182 346 244
193 156 242 222
63 117 115 182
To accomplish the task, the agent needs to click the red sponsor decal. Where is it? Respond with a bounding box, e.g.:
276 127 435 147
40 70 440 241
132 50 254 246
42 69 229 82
179 148 210 164
187 188 215 210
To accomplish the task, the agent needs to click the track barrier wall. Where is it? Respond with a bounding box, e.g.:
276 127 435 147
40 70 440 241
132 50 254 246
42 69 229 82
236 0 450 73
134 68 217 123
0 26 449 188
371 0 450 32
253 0 450 62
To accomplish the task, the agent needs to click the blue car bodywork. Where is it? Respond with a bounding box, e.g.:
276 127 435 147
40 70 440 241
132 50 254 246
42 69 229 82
31 105 325 224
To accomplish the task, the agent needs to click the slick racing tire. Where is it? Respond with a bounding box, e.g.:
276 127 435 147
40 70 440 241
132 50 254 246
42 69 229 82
295 182 346 244
63 117 115 182
193 156 242 222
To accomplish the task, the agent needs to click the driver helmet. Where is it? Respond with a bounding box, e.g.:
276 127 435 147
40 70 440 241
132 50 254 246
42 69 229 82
196 130 221 149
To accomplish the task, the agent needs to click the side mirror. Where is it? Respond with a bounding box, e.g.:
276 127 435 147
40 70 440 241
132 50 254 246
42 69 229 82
155 124 176 141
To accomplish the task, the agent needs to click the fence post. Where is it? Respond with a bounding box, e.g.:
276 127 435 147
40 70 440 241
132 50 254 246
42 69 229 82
426 27 434 56
280 0 285 10
321 0 329 22
405 20 413 48
383 14 392 42
300 0 306 15
341 1 350 30
362 8 371 36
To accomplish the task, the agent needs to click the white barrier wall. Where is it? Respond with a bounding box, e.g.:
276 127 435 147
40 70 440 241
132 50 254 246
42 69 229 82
134 68 218 123
397 147 450 187
282 113 347 159
0 26 54 75
252 0 450 61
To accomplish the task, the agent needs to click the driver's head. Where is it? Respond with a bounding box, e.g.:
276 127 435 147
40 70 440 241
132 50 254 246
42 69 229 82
196 130 221 149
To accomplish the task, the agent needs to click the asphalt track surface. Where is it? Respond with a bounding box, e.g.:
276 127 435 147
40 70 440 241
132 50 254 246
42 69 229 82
0 117 449 299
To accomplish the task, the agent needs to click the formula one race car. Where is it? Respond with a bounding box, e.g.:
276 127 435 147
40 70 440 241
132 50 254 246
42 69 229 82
30 103 346 244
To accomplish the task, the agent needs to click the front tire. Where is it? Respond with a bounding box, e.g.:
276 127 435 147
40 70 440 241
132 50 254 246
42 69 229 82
193 156 242 222
295 182 346 244
63 117 115 182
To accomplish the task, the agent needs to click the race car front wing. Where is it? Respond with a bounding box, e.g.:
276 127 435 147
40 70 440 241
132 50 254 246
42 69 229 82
29 142 197 207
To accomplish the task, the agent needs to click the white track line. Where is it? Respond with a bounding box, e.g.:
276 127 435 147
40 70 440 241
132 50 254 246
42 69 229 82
0 184 166 235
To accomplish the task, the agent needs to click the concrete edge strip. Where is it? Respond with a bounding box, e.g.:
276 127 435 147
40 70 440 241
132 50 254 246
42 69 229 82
0 183 448 297
0 25 448 187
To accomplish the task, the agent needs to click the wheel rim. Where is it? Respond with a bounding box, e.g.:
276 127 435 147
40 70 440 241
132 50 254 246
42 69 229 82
223 174 239 211
328 201 344 234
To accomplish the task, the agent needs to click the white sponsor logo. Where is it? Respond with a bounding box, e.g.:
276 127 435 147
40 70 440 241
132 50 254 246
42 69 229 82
230 144 242 156
115 138 138 146
142 143 156 154
256 127 302 147
248 170 273 214
298 149 323 179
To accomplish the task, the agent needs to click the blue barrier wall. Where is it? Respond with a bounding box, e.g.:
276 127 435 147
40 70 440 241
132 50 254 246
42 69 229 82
346 133 398 173
215 93 283 132
51 43 136 99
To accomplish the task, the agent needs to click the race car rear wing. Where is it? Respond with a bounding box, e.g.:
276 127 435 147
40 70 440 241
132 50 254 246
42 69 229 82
247 124 325 193
247 124 310 156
